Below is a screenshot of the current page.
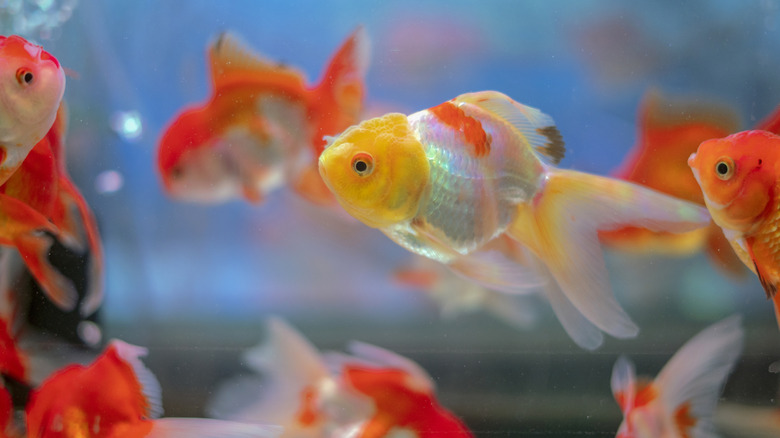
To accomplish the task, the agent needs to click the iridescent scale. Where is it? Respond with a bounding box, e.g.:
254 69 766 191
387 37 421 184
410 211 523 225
385 104 547 261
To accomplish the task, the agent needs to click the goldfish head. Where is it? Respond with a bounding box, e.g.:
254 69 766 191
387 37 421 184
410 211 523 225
0 35 65 147
318 113 429 229
688 130 778 233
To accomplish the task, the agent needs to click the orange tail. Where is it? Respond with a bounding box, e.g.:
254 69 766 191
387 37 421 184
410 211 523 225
311 26 370 154
0 193 76 311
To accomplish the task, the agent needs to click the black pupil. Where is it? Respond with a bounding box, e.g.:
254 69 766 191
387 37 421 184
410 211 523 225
716 162 729 175
23 72 33 83
354 160 367 173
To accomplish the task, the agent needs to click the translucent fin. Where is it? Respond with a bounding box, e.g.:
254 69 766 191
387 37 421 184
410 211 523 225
541 266 604 350
611 355 636 413
15 232 77 312
55 176 104 316
110 339 164 419
147 418 282 438
654 315 743 434
209 317 328 424
507 168 710 339
455 90 565 165
208 32 306 90
445 246 546 295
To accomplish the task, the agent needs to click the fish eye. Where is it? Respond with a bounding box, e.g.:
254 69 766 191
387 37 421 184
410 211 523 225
351 152 374 176
715 157 735 180
15 68 33 85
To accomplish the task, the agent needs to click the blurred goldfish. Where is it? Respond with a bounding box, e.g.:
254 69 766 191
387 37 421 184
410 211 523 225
600 91 747 277
0 35 64 186
0 104 104 317
157 27 369 206
209 317 471 438
611 316 743 438
689 130 780 327
318 90 710 349
0 318 26 384
25 339 281 438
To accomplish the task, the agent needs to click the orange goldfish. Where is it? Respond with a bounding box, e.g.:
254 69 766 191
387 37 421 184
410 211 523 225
601 91 747 276
611 316 743 438
318 90 710 349
0 104 103 316
157 27 369 205
689 130 780 326
0 35 65 186
209 317 471 438
341 363 473 438
25 339 281 438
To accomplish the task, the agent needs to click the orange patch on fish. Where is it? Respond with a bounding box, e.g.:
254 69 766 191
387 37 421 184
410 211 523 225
430 101 491 157
674 402 696 438
296 385 321 426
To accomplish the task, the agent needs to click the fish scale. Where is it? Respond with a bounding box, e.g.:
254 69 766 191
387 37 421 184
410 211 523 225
408 107 540 256
752 191 780 289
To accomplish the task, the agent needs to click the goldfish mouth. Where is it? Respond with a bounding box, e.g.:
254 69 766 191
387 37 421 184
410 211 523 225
688 154 730 211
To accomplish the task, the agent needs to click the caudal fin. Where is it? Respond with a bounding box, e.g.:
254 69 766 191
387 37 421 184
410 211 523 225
207 317 329 426
655 316 743 437
53 176 104 316
0 192 76 312
507 168 711 341
312 26 370 154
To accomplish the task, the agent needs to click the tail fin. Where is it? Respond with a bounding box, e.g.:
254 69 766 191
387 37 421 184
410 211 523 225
53 176 104 316
208 317 328 425
507 168 711 340
654 316 743 437
311 26 370 154
0 192 76 311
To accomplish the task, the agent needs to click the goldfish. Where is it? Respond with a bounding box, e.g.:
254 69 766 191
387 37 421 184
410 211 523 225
0 35 65 186
600 90 747 276
0 103 103 317
24 339 281 438
611 315 743 438
157 27 369 206
318 90 710 349
209 317 472 438
689 130 780 327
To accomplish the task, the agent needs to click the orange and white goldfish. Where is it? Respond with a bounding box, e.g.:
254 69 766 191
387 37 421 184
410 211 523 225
600 91 747 276
0 103 103 316
0 35 64 186
24 339 281 438
318 90 710 349
157 27 369 206
611 315 743 438
689 130 780 327
209 317 472 438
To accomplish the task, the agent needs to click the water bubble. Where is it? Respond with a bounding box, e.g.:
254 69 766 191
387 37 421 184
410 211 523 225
95 170 124 194
110 110 143 142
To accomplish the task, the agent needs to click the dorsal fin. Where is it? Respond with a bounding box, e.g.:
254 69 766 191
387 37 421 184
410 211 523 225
455 90 565 165
208 32 305 89
110 339 164 419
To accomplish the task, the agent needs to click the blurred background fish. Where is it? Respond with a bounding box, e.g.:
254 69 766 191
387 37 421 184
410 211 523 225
209 317 471 438
157 27 369 207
